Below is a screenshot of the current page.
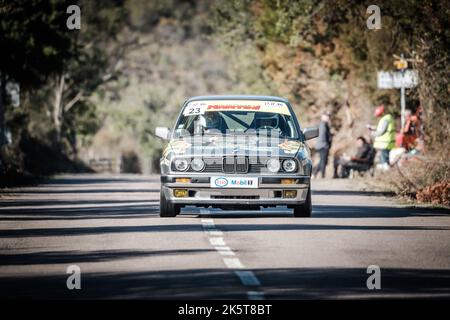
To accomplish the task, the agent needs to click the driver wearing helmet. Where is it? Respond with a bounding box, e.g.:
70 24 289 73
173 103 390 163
195 112 222 134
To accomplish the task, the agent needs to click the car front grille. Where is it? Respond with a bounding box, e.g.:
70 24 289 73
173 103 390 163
181 157 291 174
203 158 223 172
222 157 236 173
223 157 248 173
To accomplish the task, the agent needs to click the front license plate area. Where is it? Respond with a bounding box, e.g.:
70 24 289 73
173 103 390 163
210 176 258 188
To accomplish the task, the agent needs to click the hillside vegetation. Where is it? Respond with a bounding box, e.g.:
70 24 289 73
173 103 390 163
0 0 448 203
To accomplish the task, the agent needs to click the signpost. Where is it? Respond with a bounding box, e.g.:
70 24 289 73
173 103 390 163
377 54 419 131
377 70 419 89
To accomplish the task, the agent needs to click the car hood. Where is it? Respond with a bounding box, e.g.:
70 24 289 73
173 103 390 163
163 136 303 158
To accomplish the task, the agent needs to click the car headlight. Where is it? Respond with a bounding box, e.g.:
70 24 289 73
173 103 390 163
191 158 205 171
282 159 297 173
266 158 281 173
174 158 189 171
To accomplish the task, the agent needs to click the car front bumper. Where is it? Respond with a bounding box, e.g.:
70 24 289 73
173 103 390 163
160 174 310 206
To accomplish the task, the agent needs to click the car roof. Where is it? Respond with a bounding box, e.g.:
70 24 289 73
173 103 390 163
185 95 290 104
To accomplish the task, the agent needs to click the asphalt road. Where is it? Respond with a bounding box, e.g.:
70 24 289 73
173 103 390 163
1 174 449 299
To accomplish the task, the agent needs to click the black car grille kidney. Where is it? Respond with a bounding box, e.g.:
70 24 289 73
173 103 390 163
182 157 288 173
222 157 236 173
223 157 248 173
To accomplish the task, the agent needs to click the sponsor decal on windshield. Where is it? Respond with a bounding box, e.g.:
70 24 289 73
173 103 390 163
183 100 291 116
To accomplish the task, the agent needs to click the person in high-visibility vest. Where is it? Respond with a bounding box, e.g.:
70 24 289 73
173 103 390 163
369 105 396 168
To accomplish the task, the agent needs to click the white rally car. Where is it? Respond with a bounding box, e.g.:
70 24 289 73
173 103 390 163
155 95 318 217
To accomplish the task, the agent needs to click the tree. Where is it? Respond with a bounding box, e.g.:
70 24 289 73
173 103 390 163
0 0 74 171
49 0 130 148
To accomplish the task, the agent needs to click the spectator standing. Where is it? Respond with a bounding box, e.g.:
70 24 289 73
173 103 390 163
369 105 396 170
313 112 332 178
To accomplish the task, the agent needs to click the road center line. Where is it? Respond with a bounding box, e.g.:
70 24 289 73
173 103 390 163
209 237 226 246
247 291 265 300
223 257 245 269
214 246 235 256
235 271 261 286
206 230 223 236
200 212 264 299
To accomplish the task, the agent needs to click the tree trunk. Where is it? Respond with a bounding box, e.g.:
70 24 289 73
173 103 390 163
53 74 65 144
0 73 7 146
0 73 7 173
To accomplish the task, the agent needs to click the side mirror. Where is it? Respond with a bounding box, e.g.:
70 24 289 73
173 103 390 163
155 127 171 140
302 126 319 141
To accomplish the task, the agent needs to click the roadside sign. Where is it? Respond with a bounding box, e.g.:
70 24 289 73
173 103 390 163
394 59 408 70
377 68 419 132
377 70 419 89
6 81 20 107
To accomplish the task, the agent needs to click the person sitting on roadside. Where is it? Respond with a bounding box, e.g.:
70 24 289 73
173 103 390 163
338 136 373 178
402 107 422 150
391 106 423 166
394 138 425 167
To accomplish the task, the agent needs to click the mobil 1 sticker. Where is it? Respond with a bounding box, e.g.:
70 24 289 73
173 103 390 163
211 176 259 188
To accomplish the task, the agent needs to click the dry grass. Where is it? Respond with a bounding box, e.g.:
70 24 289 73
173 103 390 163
383 155 450 206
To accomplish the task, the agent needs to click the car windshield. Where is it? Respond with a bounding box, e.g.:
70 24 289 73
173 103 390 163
173 100 299 139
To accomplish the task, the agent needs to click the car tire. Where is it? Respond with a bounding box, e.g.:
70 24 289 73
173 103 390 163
292 186 312 217
159 190 180 217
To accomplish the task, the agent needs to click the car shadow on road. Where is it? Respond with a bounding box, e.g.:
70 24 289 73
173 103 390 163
0 202 160 221
1 267 449 299
0 249 214 266
313 204 450 218
195 204 450 219
0 198 159 208
194 208 293 218
312 189 395 197
4 188 161 195
1 199 448 225
0 220 448 239
0 223 207 238
214 223 450 232
41 176 160 185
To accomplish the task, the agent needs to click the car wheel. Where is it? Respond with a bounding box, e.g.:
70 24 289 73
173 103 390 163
292 186 312 217
159 190 179 217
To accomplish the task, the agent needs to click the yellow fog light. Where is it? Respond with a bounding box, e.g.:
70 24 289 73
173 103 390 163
283 190 297 198
175 178 191 183
174 189 188 197
281 178 296 184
